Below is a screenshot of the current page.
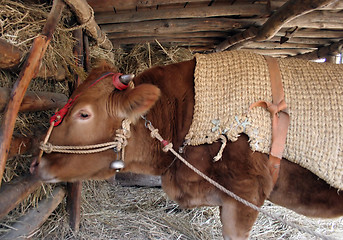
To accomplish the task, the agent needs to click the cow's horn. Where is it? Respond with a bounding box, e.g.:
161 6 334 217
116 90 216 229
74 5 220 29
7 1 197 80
119 74 134 85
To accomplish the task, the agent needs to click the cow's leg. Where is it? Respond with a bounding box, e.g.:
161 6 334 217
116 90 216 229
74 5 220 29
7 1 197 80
220 199 258 240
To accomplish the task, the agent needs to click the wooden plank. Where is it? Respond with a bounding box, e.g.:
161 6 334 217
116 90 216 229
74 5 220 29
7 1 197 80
111 36 220 45
101 18 252 34
108 31 229 40
95 3 271 24
276 29 343 39
269 36 333 45
88 0 213 11
242 48 313 56
0 187 65 240
245 41 319 49
282 10 343 29
0 0 65 187
0 88 67 113
0 175 41 219
272 0 343 10
0 39 22 69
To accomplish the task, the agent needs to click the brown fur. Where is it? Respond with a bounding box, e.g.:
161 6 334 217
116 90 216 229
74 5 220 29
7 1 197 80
32 60 343 239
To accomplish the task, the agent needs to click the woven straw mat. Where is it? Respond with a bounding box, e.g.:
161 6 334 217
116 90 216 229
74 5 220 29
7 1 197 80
185 50 343 190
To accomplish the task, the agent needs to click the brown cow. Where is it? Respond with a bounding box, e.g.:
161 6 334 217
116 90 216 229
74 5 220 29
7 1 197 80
31 59 343 240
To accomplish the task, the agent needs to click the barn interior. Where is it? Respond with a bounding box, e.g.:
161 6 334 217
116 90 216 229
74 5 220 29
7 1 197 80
0 0 343 239
85 0 343 60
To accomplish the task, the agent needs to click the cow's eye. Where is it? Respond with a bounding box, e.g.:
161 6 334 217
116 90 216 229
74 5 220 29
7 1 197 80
78 111 91 120
80 113 89 118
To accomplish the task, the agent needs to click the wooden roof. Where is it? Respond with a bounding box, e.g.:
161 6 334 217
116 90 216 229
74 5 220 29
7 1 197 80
86 0 343 59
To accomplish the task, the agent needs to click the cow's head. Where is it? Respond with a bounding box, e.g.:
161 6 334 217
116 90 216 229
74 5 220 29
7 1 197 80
31 61 160 182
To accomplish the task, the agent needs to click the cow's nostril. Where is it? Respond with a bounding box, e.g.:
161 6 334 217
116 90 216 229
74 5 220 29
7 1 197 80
30 159 39 174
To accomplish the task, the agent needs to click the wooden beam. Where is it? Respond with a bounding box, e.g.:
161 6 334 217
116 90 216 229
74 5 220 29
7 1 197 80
276 28 343 39
101 18 251 34
88 0 213 12
64 0 112 50
0 175 41 219
269 36 332 45
0 88 67 113
255 0 339 41
111 36 220 45
216 26 259 52
281 11 343 29
215 0 339 51
0 187 65 239
292 39 343 60
95 3 272 25
108 31 229 40
242 48 313 56
0 0 65 187
0 39 22 69
272 0 343 10
245 41 319 50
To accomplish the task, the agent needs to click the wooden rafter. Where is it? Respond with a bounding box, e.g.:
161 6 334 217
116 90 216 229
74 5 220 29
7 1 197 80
215 0 339 52
292 39 343 59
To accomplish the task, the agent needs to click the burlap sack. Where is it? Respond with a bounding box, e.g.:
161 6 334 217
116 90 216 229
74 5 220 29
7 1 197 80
185 50 343 190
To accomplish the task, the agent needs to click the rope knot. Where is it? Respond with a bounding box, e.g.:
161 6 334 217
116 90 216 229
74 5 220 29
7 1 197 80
150 129 159 139
162 142 173 152
40 142 53 154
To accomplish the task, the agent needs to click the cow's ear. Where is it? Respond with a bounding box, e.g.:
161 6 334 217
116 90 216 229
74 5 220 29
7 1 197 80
109 84 161 121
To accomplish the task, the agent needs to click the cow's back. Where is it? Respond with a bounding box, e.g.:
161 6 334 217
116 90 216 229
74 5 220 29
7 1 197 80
185 50 343 190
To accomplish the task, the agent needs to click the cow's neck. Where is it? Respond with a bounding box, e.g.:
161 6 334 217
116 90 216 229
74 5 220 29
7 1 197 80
123 59 196 176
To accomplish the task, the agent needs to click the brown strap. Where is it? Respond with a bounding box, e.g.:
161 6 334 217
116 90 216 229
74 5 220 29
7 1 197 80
250 56 290 185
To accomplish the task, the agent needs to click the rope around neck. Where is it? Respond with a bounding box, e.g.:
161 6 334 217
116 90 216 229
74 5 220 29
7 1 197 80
143 117 336 240
40 119 131 155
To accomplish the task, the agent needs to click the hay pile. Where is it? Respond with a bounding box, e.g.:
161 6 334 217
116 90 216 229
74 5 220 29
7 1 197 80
29 181 343 240
0 1 342 239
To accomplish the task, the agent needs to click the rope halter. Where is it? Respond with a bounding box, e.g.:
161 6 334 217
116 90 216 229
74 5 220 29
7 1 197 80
39 119 132 171
37 71 135 172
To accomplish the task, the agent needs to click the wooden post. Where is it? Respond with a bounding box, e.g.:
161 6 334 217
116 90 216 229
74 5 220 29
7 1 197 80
65 28 85 232
0 0 65 186
66 181 82 232
0 175 41 219
0 187 65 239
83 35 91 72
0 88 67 113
